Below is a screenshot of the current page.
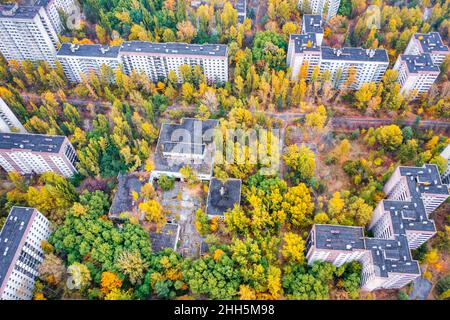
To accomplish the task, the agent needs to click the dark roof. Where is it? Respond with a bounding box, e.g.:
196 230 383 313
313 224 366 251
154 118 218 175
57 43 121 59
0 207 35 289
382 199 436 234
302 14 324 34
162 142 206 155
365 235 420 277
400 53 440 73
0 132 65 153
0 4 41 20
149 223 180 252
290 34 320 54
398 164 449 197
109 173 143 219
414 32 449 53
120 41 227 58
206 178 242 216
321 46 389 63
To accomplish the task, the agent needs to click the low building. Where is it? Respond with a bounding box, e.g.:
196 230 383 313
440 144 450 185
0 132 78 178
405 32 449 67
393 53 440 99
151 118 219 181
57 43 121 83
0 207 50 300
0 97 27 133
149 223 181 252
206 178 242 219
109 172 144 222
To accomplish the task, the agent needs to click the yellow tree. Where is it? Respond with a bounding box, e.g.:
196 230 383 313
139 200 166 231
281 232 305 264
282 184 314 227
176 20 197 43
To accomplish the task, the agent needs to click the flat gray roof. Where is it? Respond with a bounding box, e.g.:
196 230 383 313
0 207 36 289
302 14 324 34
399 164 449 197
400 53 440 73
109 173 143 219
120 41 227 58
382 199 436 234
57 43 121 59
0 4 41 20
314 224 366 251
290 34 321 54
206 178 242 216
149 223 180 252
321 46 389 63
0 132 65 153
154 118 218 175
414 32 449 53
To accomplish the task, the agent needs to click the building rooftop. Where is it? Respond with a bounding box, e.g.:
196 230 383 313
290 34 321 54
206 178 242 216
0 132 66 153
57 43 121 59
0 4 41 20
236 0 246 23
120 41 227 58
154 118 219 175
382 199 436 234
321 46 389 63
313 224 366 251
0 207 35 289
400 53 440 74
365 235 420 277
397 164 449 197
414 32 449 54
149 223 180 252
109 173 144 220
302 14 324 35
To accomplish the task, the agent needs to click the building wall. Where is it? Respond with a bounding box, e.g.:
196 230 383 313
58 54 120 82
0 98 27 133
0 209 50 300
0 7 60 67
0 138 77 178
120 52 228 84
298 0 341 21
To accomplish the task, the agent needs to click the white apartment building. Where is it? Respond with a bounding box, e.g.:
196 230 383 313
0 132 78 178
0 97 27 133
319 47 389 89
0 207 51 300
287 33 321 80
119 41 228 84
405 32 449 67
306 164 449 292
0 3 60 67
236 0 247 24
298 0 341 21
393 53 440 99
383 165 449 215
301 14 324 46
440 144 450 185
57 43 121 82
36 0 78 34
